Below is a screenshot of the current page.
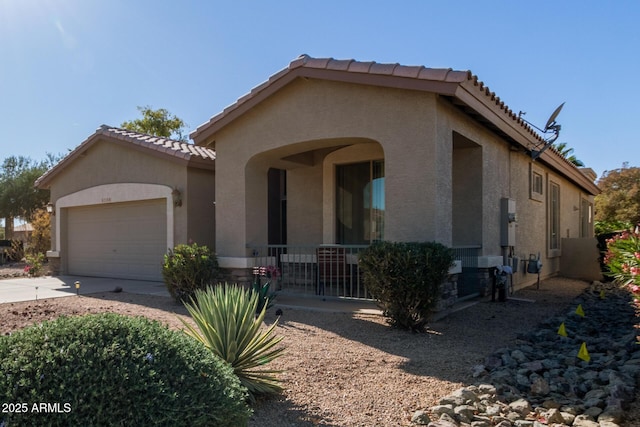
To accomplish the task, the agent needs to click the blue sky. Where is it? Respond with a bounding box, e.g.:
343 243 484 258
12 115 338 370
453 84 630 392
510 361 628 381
1 1 638 179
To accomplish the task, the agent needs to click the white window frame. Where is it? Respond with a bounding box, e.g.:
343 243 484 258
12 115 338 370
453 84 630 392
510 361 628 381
530 164 544 202
548 180 561 256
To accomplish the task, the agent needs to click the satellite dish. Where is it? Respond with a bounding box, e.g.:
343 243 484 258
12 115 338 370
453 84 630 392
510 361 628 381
529 102 565 161
544 102 565 131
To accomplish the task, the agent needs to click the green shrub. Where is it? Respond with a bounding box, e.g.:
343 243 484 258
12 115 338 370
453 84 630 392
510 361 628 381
595 220 633 235
603 229 640 288
24 252 45 277
162 242 218 302
359 241 454 332
0 313 251 427
182 284 285 399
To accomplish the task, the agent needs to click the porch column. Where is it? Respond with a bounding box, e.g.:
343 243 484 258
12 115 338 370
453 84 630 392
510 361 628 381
215 149 249 258
215 150 270 271
383 132 452 246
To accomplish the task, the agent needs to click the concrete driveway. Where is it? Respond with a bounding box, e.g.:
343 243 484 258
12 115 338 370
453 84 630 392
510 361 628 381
0 275 380 314
0 275 169 304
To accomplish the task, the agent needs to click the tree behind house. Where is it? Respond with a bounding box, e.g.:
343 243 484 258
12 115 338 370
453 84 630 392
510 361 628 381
121 106 188 142
595 165 640 231
0 155 57 239
553 142 585 167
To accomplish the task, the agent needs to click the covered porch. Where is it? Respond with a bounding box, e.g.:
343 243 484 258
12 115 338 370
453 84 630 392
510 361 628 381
215 136 389 291
249 243 469 301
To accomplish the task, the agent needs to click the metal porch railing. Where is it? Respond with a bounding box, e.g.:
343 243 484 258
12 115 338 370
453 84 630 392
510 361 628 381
452 246 481 298
250 244 371 299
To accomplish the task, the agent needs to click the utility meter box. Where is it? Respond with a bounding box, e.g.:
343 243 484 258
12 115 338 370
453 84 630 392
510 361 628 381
500 198 517 247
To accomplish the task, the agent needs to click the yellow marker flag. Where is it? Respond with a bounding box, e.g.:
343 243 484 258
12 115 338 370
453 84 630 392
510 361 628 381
600 290 606 299
578 342 591 362
557 322 567 337
575 304 585 317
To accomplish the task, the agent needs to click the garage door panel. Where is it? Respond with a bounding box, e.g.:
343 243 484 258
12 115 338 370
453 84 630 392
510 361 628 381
67 199 166 281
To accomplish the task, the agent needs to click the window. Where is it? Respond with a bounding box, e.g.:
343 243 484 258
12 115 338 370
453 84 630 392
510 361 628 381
530 165 544 202
580 198 593 238
533 173 543 195
336 160 384 244
549 181 560 251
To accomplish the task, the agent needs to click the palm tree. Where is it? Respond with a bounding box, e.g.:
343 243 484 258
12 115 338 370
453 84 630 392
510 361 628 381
553 142 585 167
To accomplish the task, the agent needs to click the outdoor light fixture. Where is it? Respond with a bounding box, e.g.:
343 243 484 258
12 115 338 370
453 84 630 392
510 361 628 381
46 202 55 215
172 188 182 207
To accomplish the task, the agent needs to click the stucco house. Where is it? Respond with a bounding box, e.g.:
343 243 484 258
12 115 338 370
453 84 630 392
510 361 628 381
36 55 601 302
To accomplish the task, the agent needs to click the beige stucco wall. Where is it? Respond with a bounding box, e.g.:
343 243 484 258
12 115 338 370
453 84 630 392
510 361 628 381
287 163 323 246
212 79 443 257
186 167 216 250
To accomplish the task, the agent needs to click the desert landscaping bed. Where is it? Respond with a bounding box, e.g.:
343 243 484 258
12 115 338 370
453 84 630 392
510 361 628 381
1 273 640 426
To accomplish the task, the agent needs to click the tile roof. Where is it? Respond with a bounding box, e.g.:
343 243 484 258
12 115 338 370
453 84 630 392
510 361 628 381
190 54 598 195
96 125 216 161
35 125 215 188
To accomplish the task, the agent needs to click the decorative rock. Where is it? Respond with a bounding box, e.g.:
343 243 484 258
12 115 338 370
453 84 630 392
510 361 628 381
484 354 502 370
573 414 598 427
598 409 622 424
583 406 602 418
544 408 565 424
411 410 431 425
521 360 544 372
559 411 575 425
451 388 479 404
430 405 454 418
559 405 580 415
453 405 475 423
472 364 487 378
417 284 640 427
583 389 606 400
430 412 457 427
541 399 560 409
529 377 549 396
477 384 497 395
471 414 491 425
506 411 521 422
511 349 528 363
484 404 502 417
508 398 532 416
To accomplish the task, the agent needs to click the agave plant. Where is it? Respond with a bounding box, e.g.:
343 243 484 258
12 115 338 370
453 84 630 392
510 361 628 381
181 283 284 398
251 266 279 314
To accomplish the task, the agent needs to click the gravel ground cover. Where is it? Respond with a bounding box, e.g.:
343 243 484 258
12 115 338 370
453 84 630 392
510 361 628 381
1 267 639 426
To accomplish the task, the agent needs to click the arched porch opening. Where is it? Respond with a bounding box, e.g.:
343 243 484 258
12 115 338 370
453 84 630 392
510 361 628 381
239 137 384 297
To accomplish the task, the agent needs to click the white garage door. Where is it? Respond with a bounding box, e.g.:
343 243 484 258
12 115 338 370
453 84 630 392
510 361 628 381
67 199 167 281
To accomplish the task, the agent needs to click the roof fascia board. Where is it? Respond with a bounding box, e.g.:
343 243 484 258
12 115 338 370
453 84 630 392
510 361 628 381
538 150 600 195
453 84 541 150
